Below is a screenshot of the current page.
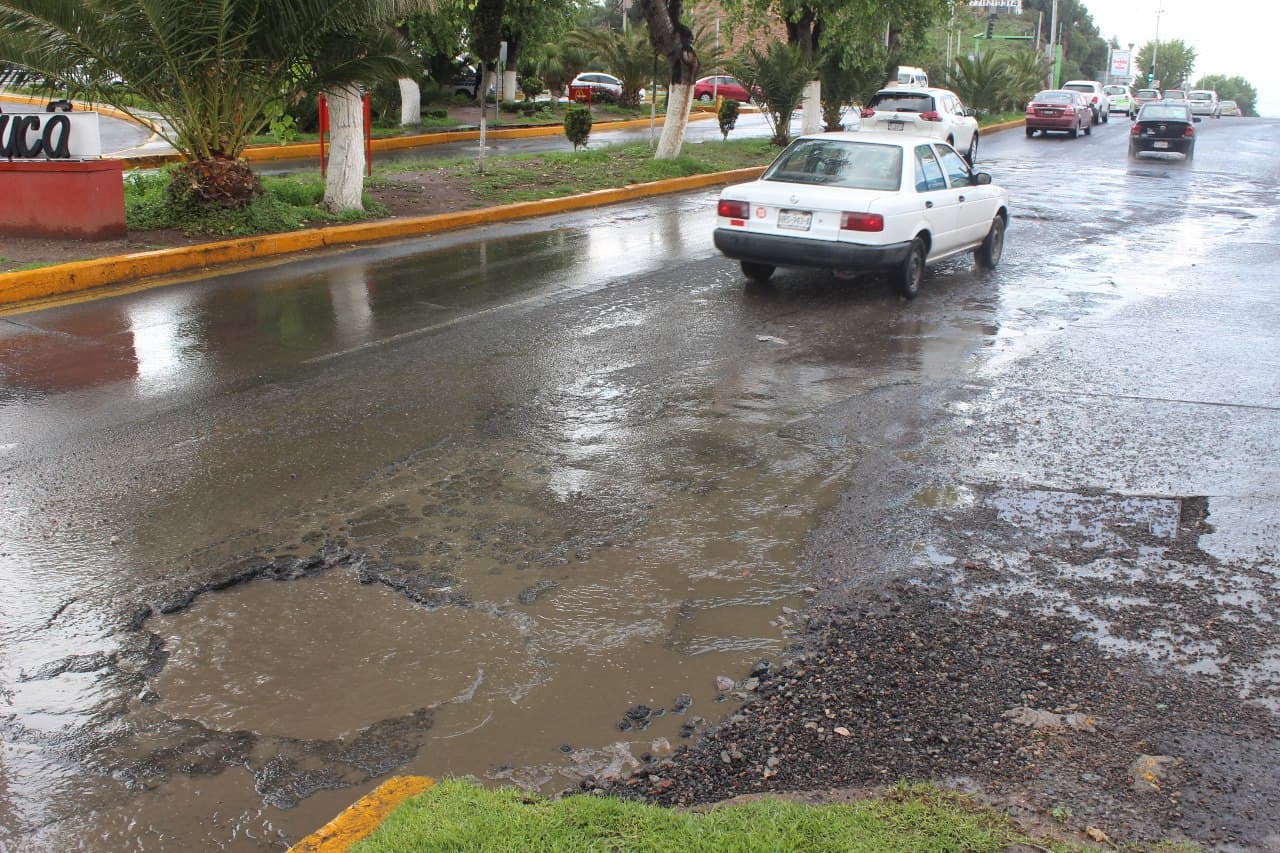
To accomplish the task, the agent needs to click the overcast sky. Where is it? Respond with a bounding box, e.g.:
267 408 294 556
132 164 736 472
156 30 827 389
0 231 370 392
1084 0 1275 115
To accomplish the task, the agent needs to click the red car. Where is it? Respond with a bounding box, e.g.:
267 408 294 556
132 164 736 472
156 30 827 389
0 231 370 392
693 75 750 103
1025 90 1092 138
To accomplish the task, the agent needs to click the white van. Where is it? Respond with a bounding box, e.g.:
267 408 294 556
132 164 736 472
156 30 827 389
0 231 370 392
892 66 929 88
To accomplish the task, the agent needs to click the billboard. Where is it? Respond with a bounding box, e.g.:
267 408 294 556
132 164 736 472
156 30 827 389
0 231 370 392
968 0 1023 11
1110 50 1132 77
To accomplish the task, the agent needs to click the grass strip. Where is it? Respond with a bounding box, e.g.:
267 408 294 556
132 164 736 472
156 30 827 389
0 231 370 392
350 778 1044 853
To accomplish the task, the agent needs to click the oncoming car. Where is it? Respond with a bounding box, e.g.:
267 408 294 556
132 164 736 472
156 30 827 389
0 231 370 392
713 132 1010 299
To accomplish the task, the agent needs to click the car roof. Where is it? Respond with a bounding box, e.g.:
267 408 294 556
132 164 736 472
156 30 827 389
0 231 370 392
793 130 958 151
872 86 954 98
1062 80 1101 87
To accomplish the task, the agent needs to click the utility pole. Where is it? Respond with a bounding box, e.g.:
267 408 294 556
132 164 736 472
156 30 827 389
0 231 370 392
1047 0 1059 88
1151 5 1164 87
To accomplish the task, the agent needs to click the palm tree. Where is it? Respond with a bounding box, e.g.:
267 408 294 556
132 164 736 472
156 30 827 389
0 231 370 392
565 26 657 108
939 50 1005 115
999 49 1050 111
0 0 415 208
729 41 815 146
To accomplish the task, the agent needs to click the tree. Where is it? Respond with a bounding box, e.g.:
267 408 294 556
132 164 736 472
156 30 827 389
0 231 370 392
1022 0 1108 81
0 0 414 207
940 50 1005 113
729 40 814 146
639 0 700 160
1195 73 1258 116
566 26 658 108
501 0 579 100
1134 39 1196 91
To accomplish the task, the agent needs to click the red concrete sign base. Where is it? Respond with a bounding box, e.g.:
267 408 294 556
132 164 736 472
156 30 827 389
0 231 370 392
0 160 126 240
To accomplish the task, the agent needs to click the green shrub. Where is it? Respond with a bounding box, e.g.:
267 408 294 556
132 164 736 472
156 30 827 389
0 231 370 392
426 108 448 119
563 107 592 150
519 75 544 100
717 98 740 140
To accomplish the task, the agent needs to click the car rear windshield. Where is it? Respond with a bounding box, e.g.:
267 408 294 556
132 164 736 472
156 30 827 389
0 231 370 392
1062 84 1094 93
1104 87 1126 95
1139 105 1190 120
866 92 934 112
1137 89 1159 98
763 140 903 191
1188 91 1212 100
1034 92 1074 104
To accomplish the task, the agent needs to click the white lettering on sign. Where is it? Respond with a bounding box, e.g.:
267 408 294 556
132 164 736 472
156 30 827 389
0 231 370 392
968 0 1022 11
0 110 102 159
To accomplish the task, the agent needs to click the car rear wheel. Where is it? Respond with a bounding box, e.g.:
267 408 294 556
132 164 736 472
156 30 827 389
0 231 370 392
740 261 775 283
698 92 712 102
1102 109 1109 124
1070 127 1079 138
892 239 925 300
975 216 1005 270
965 132 979 165
1084 121 1091 135
1025 127 1035 138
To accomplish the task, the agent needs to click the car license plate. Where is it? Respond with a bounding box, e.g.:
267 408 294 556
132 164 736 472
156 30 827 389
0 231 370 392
887 120 905 131
1153 140 1169 149
777 209 812 231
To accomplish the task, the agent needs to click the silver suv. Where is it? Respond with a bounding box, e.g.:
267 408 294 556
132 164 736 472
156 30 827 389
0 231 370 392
858 86 982 164
1061 80 1111 124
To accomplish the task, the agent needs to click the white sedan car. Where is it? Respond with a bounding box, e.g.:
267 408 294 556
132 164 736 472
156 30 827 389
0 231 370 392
713 132 1009 299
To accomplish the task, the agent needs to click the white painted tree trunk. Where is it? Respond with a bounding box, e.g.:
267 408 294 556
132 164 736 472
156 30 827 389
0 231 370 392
502 70 518 101
398 78 421 126
655 82 694 160
801 80 822 134
323 84 365 213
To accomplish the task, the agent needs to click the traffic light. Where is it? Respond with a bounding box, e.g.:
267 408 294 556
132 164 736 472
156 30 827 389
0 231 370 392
986 14 996 38
1148 72 1154 83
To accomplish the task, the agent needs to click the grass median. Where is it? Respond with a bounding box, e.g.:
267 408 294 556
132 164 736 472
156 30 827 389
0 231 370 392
347 777 1066 852
123 138 777 238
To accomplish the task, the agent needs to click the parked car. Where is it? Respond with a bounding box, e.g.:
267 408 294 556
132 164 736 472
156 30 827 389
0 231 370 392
1133 88 1162 110
1024 90 1092 138
1220 99 1241 116
1061 80 1110 124
1129 101 1199 160
1103 84 1135 117
858 86 981 164
1187 89 1221 118
713 132 1009 299
569 72 623 100
693 75 751 103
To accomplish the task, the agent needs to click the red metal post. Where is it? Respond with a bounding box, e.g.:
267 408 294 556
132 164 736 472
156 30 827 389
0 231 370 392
363 94 372 177
318 93 329 177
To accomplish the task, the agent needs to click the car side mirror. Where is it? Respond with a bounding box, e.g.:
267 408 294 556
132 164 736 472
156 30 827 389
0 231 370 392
1193 116 1202 123
973 172 992 185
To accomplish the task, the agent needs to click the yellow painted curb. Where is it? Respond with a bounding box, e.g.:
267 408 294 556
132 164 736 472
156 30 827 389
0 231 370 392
0 165 767 308
132 112 717 167
289 775 434 852
981 118 1026 133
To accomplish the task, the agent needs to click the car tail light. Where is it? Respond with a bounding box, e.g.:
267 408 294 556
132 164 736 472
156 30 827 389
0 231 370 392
860 107 875 118
1130 123 1141 135
1184 125 1195 137
1091 96 1099 104
840 212 884 232
718 199 749 219
920 111 941 122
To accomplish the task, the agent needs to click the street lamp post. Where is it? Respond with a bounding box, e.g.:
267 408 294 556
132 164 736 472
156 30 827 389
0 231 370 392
1151 5 1164 87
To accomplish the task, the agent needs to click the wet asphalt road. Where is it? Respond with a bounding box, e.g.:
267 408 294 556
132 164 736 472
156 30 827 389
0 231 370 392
1 115 1278 850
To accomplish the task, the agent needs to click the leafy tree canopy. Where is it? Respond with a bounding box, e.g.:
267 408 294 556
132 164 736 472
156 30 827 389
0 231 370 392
1134 38 1196 91
1195 73 1258 115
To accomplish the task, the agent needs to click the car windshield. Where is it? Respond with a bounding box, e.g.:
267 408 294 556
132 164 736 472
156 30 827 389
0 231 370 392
763 140 903 191
1137 89 1159 98
867 92 933 113
1139 105 1190 121
1034 91 1074 104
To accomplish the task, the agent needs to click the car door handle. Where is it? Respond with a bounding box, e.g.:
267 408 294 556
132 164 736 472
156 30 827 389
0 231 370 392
958 195 966 202
925 200 933 208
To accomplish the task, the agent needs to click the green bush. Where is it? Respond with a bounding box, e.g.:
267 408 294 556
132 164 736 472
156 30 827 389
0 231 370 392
563 106 592 150
426 108 448 120
519 75 544 100
717 98 740 140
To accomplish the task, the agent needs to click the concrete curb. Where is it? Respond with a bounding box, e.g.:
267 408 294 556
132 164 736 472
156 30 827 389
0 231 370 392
0 165 767 308
288 776 434 852
981 118 1026 134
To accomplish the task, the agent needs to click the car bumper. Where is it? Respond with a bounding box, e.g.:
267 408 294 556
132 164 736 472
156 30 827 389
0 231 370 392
714 228 913 271
1130 137 1193 154
1026 115 1078 130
